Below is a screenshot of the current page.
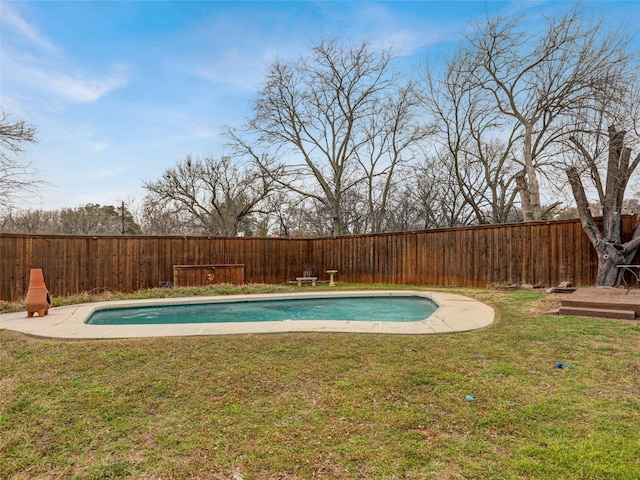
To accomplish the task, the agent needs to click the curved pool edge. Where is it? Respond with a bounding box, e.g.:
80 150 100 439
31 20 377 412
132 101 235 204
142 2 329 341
0 290 494 339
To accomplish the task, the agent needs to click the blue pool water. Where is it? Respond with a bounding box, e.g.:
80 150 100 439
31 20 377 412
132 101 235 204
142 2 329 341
85 296 438 325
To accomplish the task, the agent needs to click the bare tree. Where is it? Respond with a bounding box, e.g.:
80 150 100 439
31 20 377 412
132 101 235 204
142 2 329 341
562 43 640 285
567 126 640 286
457 7 632 221
142 155 279 236
140 198 196 236
410 159 477 228
424 57 520 224
0 110 38 211
0 208 59 234
227 38 428 235
353 82 431 232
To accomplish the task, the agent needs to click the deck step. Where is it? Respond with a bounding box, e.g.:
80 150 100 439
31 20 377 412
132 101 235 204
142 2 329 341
560 299 640 313
559 306 636 320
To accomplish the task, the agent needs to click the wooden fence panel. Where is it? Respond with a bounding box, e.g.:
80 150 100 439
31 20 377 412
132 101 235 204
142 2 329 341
1 216 638 301
173 264 245 286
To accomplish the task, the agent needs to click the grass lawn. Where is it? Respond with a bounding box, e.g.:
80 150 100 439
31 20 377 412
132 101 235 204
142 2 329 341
1 285 639 479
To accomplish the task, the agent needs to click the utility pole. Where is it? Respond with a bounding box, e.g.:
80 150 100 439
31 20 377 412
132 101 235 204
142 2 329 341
121 201 125 234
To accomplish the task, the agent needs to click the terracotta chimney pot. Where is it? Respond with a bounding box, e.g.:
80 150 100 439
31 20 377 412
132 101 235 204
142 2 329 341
24 268 52 318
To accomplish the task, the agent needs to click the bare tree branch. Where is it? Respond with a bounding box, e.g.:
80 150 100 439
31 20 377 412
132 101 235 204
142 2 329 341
0 109 39 211
227 38 426 235
457 6 634 221
142 155 280 236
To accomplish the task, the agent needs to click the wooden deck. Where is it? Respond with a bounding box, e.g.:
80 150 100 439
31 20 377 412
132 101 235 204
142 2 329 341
559 288 640 320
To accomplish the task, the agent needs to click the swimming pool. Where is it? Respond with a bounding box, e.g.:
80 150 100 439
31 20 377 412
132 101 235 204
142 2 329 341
0 290 495 338
86 295 439 325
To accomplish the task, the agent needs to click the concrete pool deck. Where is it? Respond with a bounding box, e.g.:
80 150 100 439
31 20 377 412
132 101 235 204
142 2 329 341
0 290 494 340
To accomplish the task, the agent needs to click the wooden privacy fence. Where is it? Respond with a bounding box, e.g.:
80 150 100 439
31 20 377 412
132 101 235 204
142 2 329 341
173 264 245 287
1 216 638 302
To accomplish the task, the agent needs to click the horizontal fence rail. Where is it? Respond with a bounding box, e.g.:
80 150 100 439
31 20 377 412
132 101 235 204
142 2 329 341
1 216 638 302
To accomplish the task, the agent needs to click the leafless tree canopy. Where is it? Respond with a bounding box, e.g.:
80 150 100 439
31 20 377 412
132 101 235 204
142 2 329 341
142 155 280 236
1 208 59 234
431 6 635 222
0 109 38 211
0 203 141 235
424 53 521 224
5 9 639 242
227 38 429 235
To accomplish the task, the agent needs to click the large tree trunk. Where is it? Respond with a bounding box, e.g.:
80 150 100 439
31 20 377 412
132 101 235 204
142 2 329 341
594 242 628 286
519 124 543 222
566 126 640 287
515 171 533 222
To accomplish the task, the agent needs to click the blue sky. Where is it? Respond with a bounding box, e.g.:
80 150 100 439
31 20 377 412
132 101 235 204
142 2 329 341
1 0 637 212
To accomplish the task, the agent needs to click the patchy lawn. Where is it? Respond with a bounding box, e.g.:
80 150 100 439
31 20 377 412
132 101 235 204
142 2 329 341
1 287 639 479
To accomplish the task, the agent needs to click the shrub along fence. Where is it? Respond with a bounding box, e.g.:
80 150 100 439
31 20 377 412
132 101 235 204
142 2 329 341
1 216 638 302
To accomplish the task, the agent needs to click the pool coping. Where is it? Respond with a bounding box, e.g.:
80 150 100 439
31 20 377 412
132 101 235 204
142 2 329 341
0 290 494 339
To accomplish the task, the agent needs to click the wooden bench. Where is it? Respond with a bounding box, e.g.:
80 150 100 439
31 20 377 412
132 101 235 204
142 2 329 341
296 276 318 287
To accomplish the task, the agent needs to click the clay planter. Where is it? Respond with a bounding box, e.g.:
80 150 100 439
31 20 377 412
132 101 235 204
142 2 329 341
24 268 52 318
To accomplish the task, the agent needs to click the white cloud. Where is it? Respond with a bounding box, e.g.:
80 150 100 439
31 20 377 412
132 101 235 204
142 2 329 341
1 7 128 104
5 59 128 103
43 66 129 103
0 3 58 53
